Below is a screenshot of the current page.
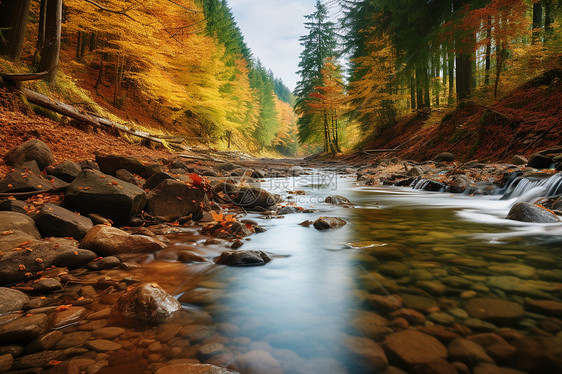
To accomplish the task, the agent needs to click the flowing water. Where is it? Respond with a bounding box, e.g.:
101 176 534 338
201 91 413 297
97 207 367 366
108 172 562 372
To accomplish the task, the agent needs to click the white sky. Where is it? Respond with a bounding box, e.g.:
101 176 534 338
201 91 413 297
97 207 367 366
227 0 318 92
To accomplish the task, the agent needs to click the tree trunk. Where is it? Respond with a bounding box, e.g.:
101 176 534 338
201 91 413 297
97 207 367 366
448 53 454 105
544 0 554 39
424 68 430 108
454 0 473 102
532 1 543 44
410 75 416 110
416 67 423 109
76 31 82 60
494 44 507 97
37 0 62 83
484 16 492 86
33 0 48 66
0 0 31 60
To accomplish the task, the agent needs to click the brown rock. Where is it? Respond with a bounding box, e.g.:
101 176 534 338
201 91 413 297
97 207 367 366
342 335 388 371
350 311 391 340
313 216 347 230
448 338 494 366
111 283 181 324
155 363 239 374
229 350 282 374
81 225 166 256
524 298 562 317
50 307 88 329
389 309 426 325
384 330 447 366
473 363 528 374
366 294 403 311
412 359 457 374
0 314 48 343
465 298 524 323
514 336 562 374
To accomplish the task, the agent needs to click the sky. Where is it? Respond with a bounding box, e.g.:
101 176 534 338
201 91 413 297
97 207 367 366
227 0 319 92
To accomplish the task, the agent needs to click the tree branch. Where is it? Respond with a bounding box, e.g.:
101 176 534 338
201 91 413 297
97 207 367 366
82 0 138 22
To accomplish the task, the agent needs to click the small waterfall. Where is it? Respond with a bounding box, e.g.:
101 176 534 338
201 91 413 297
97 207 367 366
412 178 430 190
501 173 562 201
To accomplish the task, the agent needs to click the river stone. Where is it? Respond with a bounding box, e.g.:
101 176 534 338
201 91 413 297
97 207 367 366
415 281 447 296
95 154 151 179
34 203 93 240
32 277 63 293
506 202 560 223
384 330 447 366
54 331 92 349
26 330 64 353
85 339 122 352
450 175 473 193
156 363 239 374
402 294 438 312
0 353 13 372
486 275 551 298
92 327 125 339
488 263 536 278
0 211 41 239
4 139 54 170
143 172 175 190
215 250 272 266
0 170 54 193
65 169 146 226
350 311 391 340
324 195 351 205
146 179 210 219
514 336 562 373
527 153 554 169
359 272 399 294
232 186 280 209
0 288 29 314
511 155 528 165
429 312 456 326
434 152 455 162
112 283 181 324
87 255 120 270
389 309 426 325
51 307 88 329
448 338 494 366
473 363 527 374
379 261 410 278
50 161 82 182
366 294 403 311
465 298 524 323
0 314 47 343
524 298 562 317
342 335 388 371
81 225 166 256
229 350 283 374
313 216 347 230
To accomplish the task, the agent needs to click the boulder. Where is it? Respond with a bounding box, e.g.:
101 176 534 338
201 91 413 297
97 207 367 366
50 161 82 182
434 152 455 162
146 179 209 219
0 314 48 343
111 283 181 324
384 330 447 366
0 199 28 214
215 250 272 267
0 211 41 238
232 186 280 209
79 160 99 170
0 288 29 314
342 335 388 372
324 195 351 205
511 155 528 165
80 225 166 256
0 171 53 193
115 169 139 186
95 154 154 178
465 298 524 323
450 175 473 193
313 216 347 230
64 169 146 226
16 160 41 174
506 202 560 223
3 139 54 170
143 172 175 190
407 166 423 177
527 153 554 169
288 166 304 176
34 204 93 240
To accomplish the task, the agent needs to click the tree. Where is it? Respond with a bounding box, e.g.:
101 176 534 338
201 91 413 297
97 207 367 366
0 0 31 60
37 0 62 82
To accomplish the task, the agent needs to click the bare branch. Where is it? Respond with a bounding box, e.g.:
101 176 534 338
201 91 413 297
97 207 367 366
82 0 138 22
165 0 204 13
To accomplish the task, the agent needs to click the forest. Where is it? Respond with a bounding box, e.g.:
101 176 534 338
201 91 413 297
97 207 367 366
0 0 561 157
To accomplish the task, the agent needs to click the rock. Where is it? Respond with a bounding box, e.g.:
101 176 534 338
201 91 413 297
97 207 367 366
13 347 87 369
177 251 209 263
156 363 239 374
448 338 494 366
143 172 175 190
506 202 560 223
278 206 300 215
434 152 455 162
4 139 54 170
93 327 125 339
415 281 447 296
0 170 53 193
420 179 447 192
524 298 562 317
87 256 120 270
429 312 456 325
17 159 41 174
0 199 28 214
464 318 497 332
50 161 82 182
85 339 122 352
215 250 271 267
511 155 528 165
111 283 181 324
487 275 552 298
324 195 351 205
365 294 403 311
0 314 47 343
0 353 13 372
313 216 347 230
0 288 29 314
34 203 93 240
411 359 457 374
229 350 283 374
146 179 209 219
407 166 423 177
288 166 304 176
95 154 154 179
514 336 562 374
26 331 64 353
232 186 280 209
379 261 410 278
350 311 391 340
0 212 40 239
81 225 166 256
51 307 88 329
32 278 62 293
342 335 388 371
115 169 139 186
402 294 438 312
65 169 146 226
450 176 472 193
473 363 527 374
54 331 92 349
486 342 516 362
488 263 536 278
465 298 524 324
527 153 554 169
384 330 448 366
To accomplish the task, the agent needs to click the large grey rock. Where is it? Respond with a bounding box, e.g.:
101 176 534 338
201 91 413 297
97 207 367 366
0 171 53 193
80 225 166 256
34 204 93 240
324 195 351 205
506 202 560 223
215 250 271 267
65 169 146 226
3 139 54 170
0 288 29 314
146 179 209 219
111 283 181 324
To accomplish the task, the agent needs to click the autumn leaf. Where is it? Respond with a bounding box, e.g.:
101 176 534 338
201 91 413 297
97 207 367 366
189 173 204 186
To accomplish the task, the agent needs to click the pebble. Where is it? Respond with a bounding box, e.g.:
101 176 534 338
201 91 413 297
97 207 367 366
51 307 88 329
465 298 524 323
383 330 447 366
54 331 92 349
93 327 125 339
429 312 456 325
0 314 47 343
85 339 123 352
26 330 64 353
448 338 495 366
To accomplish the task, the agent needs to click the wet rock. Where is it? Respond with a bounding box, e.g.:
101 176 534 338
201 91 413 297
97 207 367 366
411 359 457 374
448 338 494 366
278 206 300 215
92 327 125 339
0 353 13 371
54 331 92 349
527 153 554 169
177 251 209 263
81 225 166 256
434 152 455 162
229 350 283 374
146 179 210 219
442 276 473 289
473 363 527 374
26 331 64 353
418 326 462 344
488 263 536 278
232 186 280 209
450 176 472 193
402 294 438 312
87 256 120 270
487 275 551 298
366 294 403 311
4 139 54 170
360 272 399 294
486 342 516 362
429 312 456 325
156 363 239 374
465 298 524 323
511 155 528 165
288 166 304 176
324 195 351 205
65 169 146 226
463 318 497 332
51 307 88 329
384 330 447 366
111 283 181 324
379 261 410 278
415 281 447 296
350 311 391 340
32 278 63 293
0 314 48 343
50 161 82 182
178 288 220 306
506 202 560 223
407 166 423 177
85 339 123 352
313 216 347 230
0 170 53 193
514 336 562 374
34 203 93 240
0 288 29 313
524 298 562 318
215 250 272 267
14 348 87 369
342 335 388 371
